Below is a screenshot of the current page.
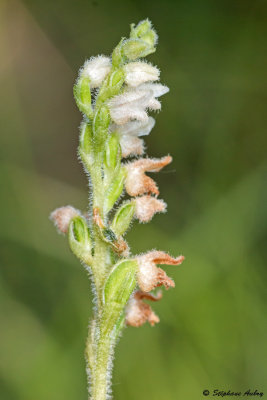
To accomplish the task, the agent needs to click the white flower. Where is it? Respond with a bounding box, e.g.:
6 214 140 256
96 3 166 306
82 56 111 88
108 89 153 125
111 117 155 137
138 82 169 97
124 61 160 87
147 98 161 110
111 117 155 157
120 136 144 158
111 118 155 157
108 83 169 125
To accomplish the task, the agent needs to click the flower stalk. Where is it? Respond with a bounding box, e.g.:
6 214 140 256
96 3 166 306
50 19 184 400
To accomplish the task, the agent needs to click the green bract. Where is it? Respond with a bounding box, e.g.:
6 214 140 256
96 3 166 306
130 19 152 38
104 167 126 214
102 259 137 334
104 132 121 173
73 76 93 120
93 105 110 151
79 122 94 168
123 38 155 60
111 202 136 236
68 216 92 265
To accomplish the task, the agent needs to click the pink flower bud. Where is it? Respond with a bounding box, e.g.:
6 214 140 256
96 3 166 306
137 251 184 292
135 195 166 222
125 155 172 197
50 206 80 234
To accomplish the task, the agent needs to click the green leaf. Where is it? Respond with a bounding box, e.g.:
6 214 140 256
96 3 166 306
102 259 137 334
93 105 110 152
108 69 125 90
122 39 155 60
104 132 121 172
111 201 135 236
130 19 152 38
113 312 126 341
104 167 126 214
68 216 92 265
129 19 158 52
73 76 93 119
97 69 125 106
141 30 158 47
112 39 125 67
79 122 94 170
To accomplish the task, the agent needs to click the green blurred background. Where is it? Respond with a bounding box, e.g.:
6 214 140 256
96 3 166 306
0 0 266 399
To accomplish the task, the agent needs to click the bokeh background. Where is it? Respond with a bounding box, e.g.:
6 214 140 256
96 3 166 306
0 0 266 399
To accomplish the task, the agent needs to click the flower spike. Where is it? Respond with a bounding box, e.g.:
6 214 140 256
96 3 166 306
50 19 185 400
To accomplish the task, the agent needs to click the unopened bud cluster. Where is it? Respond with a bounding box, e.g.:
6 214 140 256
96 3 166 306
50 19 184 400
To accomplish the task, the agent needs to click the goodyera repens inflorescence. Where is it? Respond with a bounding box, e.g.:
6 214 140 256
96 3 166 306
50 19 184 400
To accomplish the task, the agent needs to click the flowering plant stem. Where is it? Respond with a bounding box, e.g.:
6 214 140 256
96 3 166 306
51 19 184 400
89 182 111 400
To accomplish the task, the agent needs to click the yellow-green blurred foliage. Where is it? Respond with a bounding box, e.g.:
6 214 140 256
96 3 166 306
0 0 266 399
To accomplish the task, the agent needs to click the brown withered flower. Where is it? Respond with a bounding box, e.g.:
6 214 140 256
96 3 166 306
137 251 185 292
125 290 162 327
124 155 172 197
135 195 166 222
50 206 80 234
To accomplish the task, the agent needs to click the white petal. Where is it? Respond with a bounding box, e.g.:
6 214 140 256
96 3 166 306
120 135 144 157
147 98 161 110
111 117 155 137
108 89 152 125
82 55 111 88
138 83 169 97
108 88 152 109
109 104 148 125
124 61 160 87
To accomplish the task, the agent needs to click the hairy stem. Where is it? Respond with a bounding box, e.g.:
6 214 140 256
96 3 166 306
86 150 112 400
91 333 113 400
